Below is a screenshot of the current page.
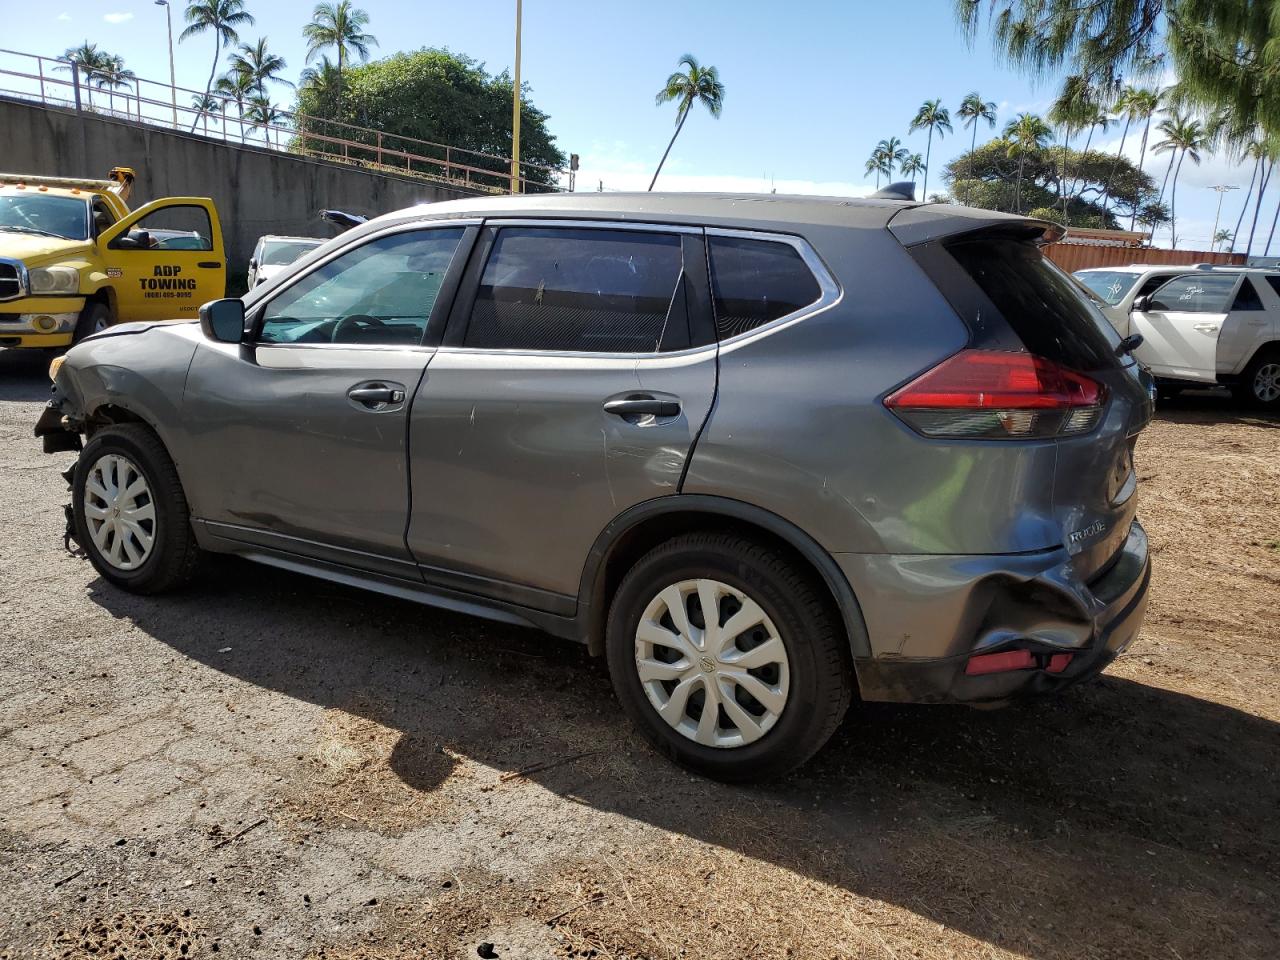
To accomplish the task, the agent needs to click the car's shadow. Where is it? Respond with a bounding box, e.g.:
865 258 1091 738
85 558 1280 959
1155 385 1280 427
0 348 57 403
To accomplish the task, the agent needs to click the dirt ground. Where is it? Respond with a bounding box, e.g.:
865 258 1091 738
1 345 1277 960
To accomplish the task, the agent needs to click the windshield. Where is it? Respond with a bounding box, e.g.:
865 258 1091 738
1075 270 1140 306
261 240 321 266
0 194 89 241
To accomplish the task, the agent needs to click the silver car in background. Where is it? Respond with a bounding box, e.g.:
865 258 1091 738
246 234 325 288
37 193 1155 781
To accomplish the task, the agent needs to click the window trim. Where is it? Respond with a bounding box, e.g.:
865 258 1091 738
704 227 842 348
246 219 480 350
441 218 713 358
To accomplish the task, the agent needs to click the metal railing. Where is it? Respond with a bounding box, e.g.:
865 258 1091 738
0 48 567 195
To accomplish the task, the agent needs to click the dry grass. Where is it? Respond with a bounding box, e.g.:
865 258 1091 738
48 911 202 960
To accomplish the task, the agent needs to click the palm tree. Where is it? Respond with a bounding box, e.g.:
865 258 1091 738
870 137 909 185
649 54 725 191
246 94 284 146
214 67 255 142
1003 112 1054 213
60 42 108 110
303 1 377 101
95 54 135 115
957 92 997 182
1232 141 1265 249
190 92 224 136
1102 87 1146 216
299 55 342 99
1125 89 1162 230
228 38 291 98
900 152 926 185
1153 113 1208 248
908 99 952 199
864 152 891 187
1049 76 1100 224
181 1 255 132
1213 228 1234 251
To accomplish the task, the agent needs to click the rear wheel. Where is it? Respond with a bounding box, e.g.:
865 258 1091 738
72 424 201 593
606 533 852 782
1233 348 1280 410
72 302 111 344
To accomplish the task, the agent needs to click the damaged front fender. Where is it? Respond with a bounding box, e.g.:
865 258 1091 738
33 384 84 454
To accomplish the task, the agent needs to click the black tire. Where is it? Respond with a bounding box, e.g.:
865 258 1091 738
72 423 201 593
605 532 853 782
1232 348 1280 410
72 302 111 344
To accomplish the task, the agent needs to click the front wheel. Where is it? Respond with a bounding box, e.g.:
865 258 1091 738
72 424 201 593
72 302 111 344
605 533 853 782
1233 349 1280 410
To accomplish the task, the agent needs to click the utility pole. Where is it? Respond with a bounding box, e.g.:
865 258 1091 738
509 0 522 194
1209 184 1239 250
156 0 178 128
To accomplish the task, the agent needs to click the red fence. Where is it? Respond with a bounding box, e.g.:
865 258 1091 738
1044 243 1246 272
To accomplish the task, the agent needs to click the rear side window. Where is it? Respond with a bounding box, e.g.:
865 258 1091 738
1147 274 1238 313
464 227 683 353
1266 276 1280 299
1232 277 1265 311
947 238 1121 370
708 236 821 338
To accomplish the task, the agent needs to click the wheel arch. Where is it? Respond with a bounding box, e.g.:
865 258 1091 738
578 495 871 661
81 284 119 324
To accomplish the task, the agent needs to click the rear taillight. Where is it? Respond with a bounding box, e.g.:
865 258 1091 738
884 349 1106 440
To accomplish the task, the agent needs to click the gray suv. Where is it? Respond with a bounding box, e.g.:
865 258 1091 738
36 193 1154 781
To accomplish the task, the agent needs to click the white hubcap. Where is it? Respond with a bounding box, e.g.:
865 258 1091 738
634 578 790 749
84 454 156 570
1254 362 1280 403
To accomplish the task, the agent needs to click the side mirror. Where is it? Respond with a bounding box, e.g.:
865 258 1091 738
199 298 246 343
109 229 151 250
248 258 258 269
1132 294 1151 312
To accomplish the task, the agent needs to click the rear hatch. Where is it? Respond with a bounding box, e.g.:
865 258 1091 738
892 216 1154 582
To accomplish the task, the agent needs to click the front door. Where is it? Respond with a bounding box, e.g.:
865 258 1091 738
406 223 719 609
1132 272 1240 382
99 198 226 322
180 224 471 575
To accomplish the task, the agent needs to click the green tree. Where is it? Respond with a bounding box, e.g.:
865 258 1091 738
228 38 291 98
246 94 284 145
865 137 909 187
60 42 109 110
215 66 255 142
95 54 136 114
1124 89 1163 230
190 91 224 135
1003 112 1054 212
1214 228 1234 251
909 98 952 198
650 53 724 191
900 152 926 185
181 1 255 132
1102 87 1155 216
957 91 998 182
302 1 377 103
1049 76 1103 224
299 55 342 103
293 48 567 190
955 0 1280 139
1153 112 1209 248
864 152 890 186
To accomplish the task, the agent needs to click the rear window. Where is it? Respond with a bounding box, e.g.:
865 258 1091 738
708 236 821 338
948 239 1121 370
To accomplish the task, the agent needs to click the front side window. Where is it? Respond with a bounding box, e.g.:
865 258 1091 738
259 228 463 345
1147 274 1239 313
0 194 89 241
111 205 214 251
464 227 684 353
708 235 821 338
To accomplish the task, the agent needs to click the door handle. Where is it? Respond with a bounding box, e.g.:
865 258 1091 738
348 385 404 405
1192 322 1219 333
197 261 222 269
603 397 681 419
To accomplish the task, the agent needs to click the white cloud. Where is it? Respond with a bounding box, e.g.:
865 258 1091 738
57 12 70 19
103 12 134 24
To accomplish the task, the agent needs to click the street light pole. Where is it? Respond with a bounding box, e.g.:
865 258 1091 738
510 0 522 194
156 0 178 128
1209 184 1239 251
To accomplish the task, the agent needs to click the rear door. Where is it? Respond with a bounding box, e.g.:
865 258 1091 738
99 198 226 322
181 223 473 575
1131 273 1240 382
405 221 718 610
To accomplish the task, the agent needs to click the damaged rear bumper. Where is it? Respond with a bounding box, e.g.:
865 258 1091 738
842 520 1151 705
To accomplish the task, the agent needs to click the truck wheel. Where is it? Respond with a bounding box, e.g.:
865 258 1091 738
1233 348 1280 410
72 424 201 593
72 302 111 344
605 532 853 783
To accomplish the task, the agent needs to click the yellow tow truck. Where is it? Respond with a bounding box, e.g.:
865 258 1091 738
0 167 225 349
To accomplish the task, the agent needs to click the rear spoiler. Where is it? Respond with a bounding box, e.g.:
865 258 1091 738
0 166 135 202
888 206 1065 247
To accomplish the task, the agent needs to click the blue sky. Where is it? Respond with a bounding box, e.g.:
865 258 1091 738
1 0 1270 252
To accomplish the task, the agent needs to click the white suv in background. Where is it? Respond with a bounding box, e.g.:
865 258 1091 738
246 235 325 288
1077 265 1280 409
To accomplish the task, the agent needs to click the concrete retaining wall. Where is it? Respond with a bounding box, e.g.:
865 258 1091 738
1 97 480 291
